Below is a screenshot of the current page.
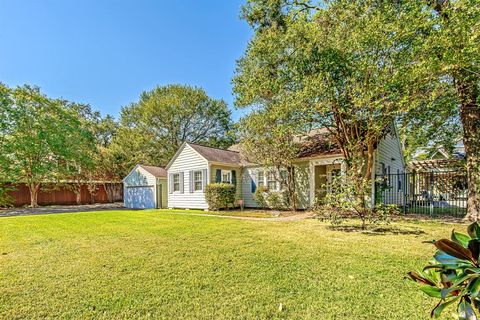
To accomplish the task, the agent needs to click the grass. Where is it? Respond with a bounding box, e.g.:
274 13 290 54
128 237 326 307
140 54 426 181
0 210 463 319
200 209 297 218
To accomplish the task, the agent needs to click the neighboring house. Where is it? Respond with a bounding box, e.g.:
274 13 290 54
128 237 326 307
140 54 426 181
413 139 466 161
165 125 405 210
123 164 168 209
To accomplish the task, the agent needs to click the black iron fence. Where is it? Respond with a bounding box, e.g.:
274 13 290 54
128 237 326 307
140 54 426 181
375 171 468 216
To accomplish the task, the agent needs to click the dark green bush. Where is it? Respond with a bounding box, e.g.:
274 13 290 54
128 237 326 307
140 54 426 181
205 183 236 210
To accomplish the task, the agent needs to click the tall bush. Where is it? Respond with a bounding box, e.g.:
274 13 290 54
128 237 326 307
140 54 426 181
316 174 397 229
204 183 236 211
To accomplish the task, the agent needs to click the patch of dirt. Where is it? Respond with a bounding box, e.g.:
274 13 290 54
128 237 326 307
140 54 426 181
327 224 425 236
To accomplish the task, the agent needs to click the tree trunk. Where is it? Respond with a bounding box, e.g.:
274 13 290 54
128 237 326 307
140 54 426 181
29 183 40 207
104 183 114 203
456 78 480 221
74 184 82 205
288 166 297 211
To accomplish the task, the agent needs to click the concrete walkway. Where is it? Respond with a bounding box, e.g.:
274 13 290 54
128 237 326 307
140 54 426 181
0 202 125 218
169 211 316 221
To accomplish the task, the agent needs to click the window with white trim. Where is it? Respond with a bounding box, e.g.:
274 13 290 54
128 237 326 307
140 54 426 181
173 173 180 192
194 170 203 191
267 171 277 190
258 170 265 188
221 170 231 184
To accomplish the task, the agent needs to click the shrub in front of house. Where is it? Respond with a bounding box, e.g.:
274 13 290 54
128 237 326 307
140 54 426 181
254 186 269 209
254 186 288 210
205 183 236 211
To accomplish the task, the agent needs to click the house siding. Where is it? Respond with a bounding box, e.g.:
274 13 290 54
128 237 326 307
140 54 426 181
240 163 311 209
375 128 405 204
241 166 261 208
168 144 209 209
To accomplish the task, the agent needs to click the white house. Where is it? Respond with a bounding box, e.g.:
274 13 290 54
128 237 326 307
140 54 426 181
123 164 168 209
165 125 405 210
165 143 242 210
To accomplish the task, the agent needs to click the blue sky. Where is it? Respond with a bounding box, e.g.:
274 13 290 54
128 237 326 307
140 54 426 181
0 0 252 120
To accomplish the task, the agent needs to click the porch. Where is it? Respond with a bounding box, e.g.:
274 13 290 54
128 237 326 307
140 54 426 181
308 157 345 206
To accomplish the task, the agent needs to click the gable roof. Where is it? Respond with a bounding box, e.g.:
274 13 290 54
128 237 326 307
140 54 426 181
228 129 343 162
138 165 167 178
188 143 241 165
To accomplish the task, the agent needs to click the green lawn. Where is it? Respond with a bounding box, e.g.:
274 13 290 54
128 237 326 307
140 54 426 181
0 210 462 319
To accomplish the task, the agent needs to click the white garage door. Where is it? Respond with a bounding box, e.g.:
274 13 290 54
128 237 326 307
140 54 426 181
125 186 155 209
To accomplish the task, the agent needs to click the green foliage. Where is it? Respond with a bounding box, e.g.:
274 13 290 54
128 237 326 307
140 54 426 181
254 185 269 209
0 183 14 208
254 185 288 210
0 85 96 206
204 183 236 211
409 222 480 319
113 84 234 175
316 174 397 229
236 110 302 210
234 0 431 213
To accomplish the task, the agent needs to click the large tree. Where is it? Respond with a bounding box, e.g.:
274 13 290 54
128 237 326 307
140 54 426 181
234 0 429 211
113 84 234 174
66 102 120 203
0 85 95 207
417 0 480 219
236 107 307 210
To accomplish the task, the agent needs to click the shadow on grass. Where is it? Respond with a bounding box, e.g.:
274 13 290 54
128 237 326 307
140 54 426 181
327 225 425 236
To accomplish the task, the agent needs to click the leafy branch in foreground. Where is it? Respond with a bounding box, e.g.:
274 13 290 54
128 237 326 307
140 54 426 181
408 222 480 319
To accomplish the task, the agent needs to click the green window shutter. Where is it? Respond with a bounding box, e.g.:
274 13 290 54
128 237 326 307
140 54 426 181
231 170 237 186
215 169 221 183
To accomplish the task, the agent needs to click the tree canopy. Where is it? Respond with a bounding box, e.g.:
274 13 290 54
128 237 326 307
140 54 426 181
0 85 96 206
112 84 234 175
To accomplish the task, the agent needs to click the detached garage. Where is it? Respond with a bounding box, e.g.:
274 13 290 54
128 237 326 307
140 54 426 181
123 164 168 209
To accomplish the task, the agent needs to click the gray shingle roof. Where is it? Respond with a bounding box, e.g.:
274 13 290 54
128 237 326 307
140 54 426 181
139 165 167 178
188 143 241 165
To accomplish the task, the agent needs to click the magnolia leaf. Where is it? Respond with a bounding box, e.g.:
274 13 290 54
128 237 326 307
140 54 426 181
458 300 477 320
420 285 442 298
469 278 480 298
452 231 472 247
469 240 480 261
467 223 480 240
407 271 436 286
435 239 475 263
432 297 460 318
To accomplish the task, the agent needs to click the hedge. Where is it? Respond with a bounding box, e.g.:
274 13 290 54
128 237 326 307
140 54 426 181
204 183 236 210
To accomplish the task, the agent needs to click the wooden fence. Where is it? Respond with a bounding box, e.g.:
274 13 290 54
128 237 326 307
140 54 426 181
7 183 123 207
